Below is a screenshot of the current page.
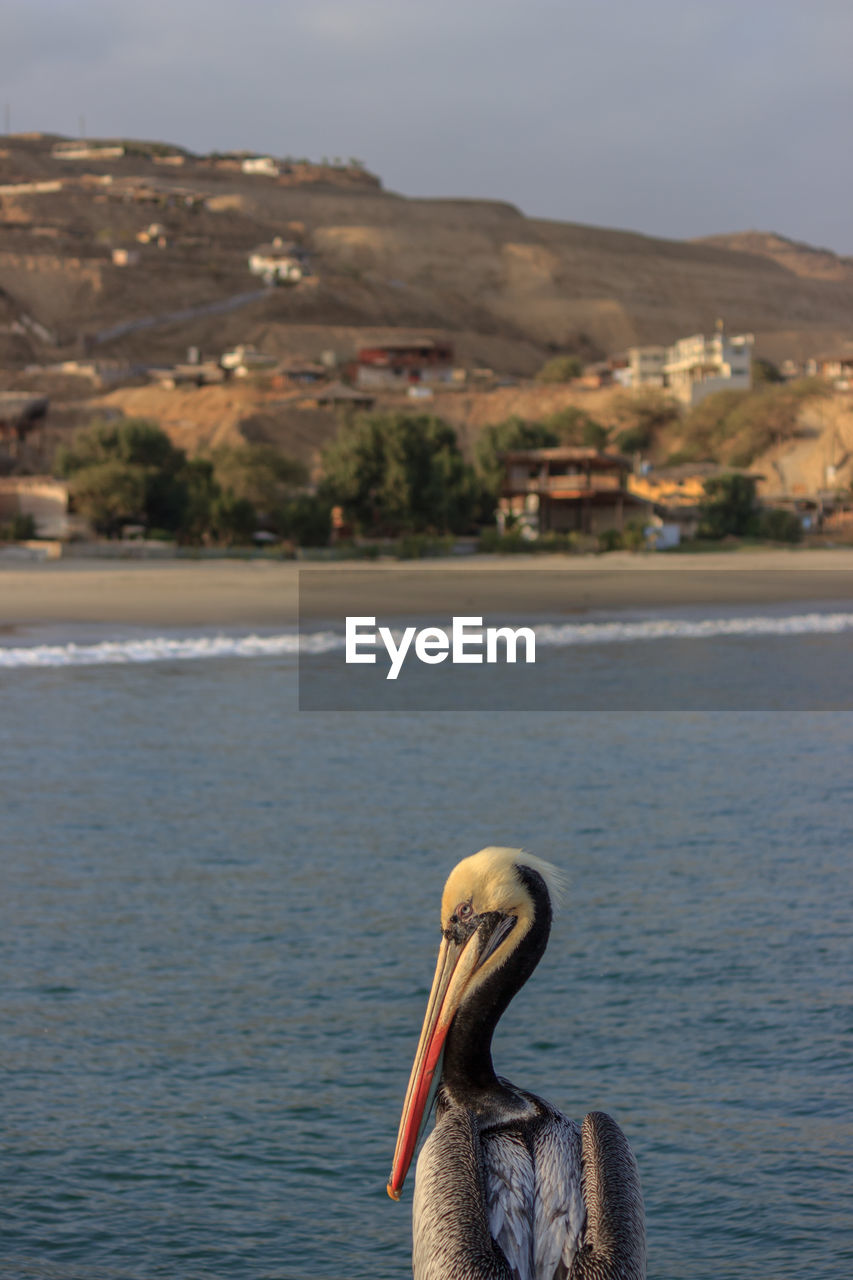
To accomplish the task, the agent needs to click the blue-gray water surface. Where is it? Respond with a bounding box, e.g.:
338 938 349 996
1 636 851 1279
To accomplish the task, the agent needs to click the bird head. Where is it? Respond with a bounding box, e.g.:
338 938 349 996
387 847 563 1200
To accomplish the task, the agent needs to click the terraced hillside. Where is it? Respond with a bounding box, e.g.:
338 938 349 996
1 132 852 374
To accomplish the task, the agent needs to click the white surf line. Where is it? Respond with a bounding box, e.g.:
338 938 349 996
534 611 853 647
0 632 325 669
1 612 852 669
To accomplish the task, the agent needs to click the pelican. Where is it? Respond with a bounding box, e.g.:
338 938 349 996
387 847 645 1280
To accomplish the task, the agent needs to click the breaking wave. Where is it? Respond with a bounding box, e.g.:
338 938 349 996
2 610 853 670
534 611 853 647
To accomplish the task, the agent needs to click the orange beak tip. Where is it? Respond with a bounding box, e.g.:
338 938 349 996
387 1181 402 1201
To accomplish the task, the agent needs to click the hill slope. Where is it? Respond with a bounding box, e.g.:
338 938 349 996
1 133 852 373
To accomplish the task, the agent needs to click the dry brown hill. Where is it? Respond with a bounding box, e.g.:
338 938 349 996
1 133 853 375
695 231 853 285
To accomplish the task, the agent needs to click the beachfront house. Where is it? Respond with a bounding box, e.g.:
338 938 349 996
0 475 72 538
498 446 652 537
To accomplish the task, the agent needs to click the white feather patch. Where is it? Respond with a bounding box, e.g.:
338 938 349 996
483 1114 584 1280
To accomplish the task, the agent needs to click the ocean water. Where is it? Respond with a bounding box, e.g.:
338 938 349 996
1 610 852 1279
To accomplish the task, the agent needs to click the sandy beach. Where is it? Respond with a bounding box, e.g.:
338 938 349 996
2 548 853 633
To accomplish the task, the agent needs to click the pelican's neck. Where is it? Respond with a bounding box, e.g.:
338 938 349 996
440 866 552 1111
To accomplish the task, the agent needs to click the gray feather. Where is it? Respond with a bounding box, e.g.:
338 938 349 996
569 1113 646 1280
414 1109 512 1280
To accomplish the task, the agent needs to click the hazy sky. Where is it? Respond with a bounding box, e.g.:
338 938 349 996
3 0 852 253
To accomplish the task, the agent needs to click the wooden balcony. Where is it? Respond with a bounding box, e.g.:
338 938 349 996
505 471 624 496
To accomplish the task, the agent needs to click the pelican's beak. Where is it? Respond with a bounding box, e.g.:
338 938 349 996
387 913 516 1200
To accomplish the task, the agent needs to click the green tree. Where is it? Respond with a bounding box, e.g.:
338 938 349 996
209 493 257 545
58 419 198 537
699 473 758 538
57 418 324 545
210 445 307 514
321 413 480 535
542 406 609 448
615 424 652 454
208 444 310 538
278 493 332 546
535 355 583 383
180 458 220 543
70 459 148 536
56 418 186 475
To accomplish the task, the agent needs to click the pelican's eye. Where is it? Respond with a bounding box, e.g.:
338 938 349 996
456 902 474 920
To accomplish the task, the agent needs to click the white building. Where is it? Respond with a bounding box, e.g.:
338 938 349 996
220 345 278 376
664 330 753 406
626 329 753 406
248 237 307 284
626 345 667 389
241 156 279 177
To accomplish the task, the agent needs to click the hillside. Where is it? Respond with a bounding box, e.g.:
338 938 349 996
2 133 853 377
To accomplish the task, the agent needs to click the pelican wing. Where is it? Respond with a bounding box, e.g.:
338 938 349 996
414 1109 512 1280
570 1112 646 1280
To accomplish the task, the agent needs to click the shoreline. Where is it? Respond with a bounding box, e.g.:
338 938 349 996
3 549 853 633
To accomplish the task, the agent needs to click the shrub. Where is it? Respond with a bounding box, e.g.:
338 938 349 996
754 507 803 543
0 512 37 541
622 520 647 551
543 406 608 448
676 380 832 468
753 358 784 385
393 534 455 559
535 355 583 383
598 528 623 552
612 389 680 454
477 529 580 554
